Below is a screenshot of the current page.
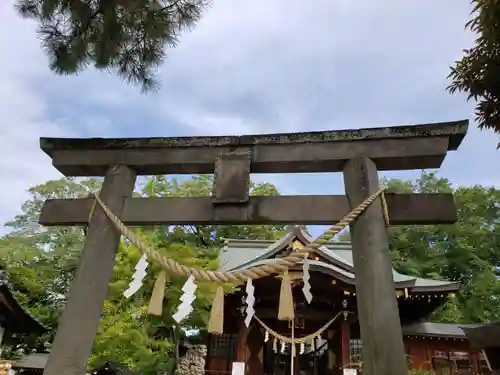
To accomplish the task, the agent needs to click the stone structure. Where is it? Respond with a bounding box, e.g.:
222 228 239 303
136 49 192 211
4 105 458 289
0 361 11 375
177 345 207 375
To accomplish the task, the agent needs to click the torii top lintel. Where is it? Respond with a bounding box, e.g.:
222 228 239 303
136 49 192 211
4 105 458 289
40 120 468 176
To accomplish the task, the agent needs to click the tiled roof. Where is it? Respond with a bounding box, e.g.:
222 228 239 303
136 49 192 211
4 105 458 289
462 322 500 349
219 226 460 292
0 271 47 333
402 322 480 339
12 353 48 369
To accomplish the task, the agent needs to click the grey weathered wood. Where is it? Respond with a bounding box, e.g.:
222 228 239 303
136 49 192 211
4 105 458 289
40 120 468 151
38 193 457 226
343 156 408 375
212 152 251 203
43 165 137 375
47 138 449 176
40 120 468 176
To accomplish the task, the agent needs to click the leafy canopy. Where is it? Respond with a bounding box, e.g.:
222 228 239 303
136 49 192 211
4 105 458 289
15 0 210 92
1 172 499 372
385 172 500 323
0 175 284 373
448 0 500 146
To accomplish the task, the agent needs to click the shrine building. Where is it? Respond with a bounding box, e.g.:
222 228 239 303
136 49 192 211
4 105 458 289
0 271 46 342
204 226 491 375
0 271 47 375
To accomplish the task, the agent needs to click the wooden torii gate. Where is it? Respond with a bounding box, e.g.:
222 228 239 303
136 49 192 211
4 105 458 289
38 120 468 375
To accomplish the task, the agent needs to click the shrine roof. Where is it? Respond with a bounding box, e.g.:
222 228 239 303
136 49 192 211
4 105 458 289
402 322 480 339
0 271 47 333
219 226 460 292
12 353 49 370
461 322 500 349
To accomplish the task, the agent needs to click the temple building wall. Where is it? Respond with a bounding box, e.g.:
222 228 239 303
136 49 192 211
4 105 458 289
404 337 482 374
205 332 492 375
210 228 493 375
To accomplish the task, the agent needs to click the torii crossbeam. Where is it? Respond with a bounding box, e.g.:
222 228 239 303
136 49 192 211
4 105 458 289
38 120 468 375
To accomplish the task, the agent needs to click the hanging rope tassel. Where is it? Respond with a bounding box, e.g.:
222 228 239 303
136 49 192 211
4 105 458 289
148 270 167 316
207 284 225 334
278 270 294 321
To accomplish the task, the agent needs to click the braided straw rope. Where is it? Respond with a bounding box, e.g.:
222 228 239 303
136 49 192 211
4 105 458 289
91 186 388 283
254 311 353 344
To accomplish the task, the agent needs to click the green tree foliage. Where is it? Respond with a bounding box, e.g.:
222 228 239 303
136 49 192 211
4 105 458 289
0 174 283 373
386 172 500 323
14 0 210 92
0 178 101 353
448 0 500 146
1 171 498 372
141 175 286 247
336 173 499 322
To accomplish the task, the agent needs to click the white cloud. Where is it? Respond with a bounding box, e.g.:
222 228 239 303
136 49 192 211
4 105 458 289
0 3 67 233
0 0 498 234
0 2 102 233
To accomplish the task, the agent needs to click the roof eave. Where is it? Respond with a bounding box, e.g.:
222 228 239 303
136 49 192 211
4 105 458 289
404 333 466 340
0 284 48 333
461 323 500 349
220 226 461 295
412 282 461 293
223 232 295 271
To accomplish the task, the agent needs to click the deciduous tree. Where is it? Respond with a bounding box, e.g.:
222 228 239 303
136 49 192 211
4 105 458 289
448 0 500 146
387 172 500 322
2 171 498 372
0 175 284 373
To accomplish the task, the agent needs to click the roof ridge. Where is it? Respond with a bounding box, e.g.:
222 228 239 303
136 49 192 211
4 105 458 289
223 239 353 245
224 238 276 243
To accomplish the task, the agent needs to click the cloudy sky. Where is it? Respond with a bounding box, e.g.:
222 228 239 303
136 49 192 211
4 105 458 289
0 0 498 235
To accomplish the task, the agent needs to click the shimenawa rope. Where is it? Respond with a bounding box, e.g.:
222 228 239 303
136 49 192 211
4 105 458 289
90 186 389 283
254 310 354 344
83 183 389 330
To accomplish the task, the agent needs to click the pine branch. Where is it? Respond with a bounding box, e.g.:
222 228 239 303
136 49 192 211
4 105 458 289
14 0 211 92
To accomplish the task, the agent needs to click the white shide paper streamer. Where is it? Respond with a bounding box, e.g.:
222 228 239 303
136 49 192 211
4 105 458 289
302 256 313 303
123 254 148 298
173 275 197 323
244 278 255 327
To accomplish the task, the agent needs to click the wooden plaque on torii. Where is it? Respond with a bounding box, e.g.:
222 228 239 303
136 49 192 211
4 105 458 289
38 119 468 375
